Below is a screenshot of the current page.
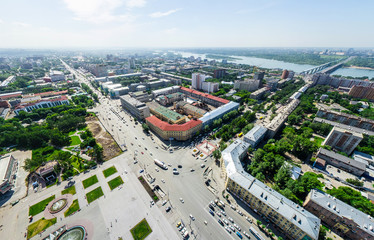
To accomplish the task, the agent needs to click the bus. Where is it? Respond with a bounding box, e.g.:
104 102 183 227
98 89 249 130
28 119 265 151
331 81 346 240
249 227 266 240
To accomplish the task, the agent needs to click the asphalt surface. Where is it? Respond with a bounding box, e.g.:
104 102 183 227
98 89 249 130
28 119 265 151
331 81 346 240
62 61 270 240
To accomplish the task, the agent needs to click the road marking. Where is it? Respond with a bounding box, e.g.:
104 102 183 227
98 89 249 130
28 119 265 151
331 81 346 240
203 205 235 240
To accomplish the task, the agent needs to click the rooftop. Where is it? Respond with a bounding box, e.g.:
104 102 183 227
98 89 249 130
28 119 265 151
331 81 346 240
0 155 13 182
180 86 230 104
317 148 367 171
314 117 374 136
243 125 268 146
309 189 374 236
199 101 239 123
222 139 321 239
146 115 202 131
120 95 146 108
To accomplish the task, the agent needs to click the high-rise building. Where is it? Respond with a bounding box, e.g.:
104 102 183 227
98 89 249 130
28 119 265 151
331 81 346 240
201 81 219 93
234 79 261 92
213 69 226 79
253 71 265 81
323 127 363 155
281 69 289 79
191 73 210 90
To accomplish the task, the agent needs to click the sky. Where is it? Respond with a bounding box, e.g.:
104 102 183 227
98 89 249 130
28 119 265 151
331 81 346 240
0 0 373 49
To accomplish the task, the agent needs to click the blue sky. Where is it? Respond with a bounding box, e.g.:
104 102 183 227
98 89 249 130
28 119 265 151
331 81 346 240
0 0 373 48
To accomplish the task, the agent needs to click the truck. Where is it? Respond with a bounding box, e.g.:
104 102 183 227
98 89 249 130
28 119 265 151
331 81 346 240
154 159 168 170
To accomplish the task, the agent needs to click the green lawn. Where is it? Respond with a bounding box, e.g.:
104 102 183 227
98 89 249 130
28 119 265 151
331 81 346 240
70 136 81 146
130 218 152 240
108 176 124 190
86 187 104 203
27 217 56 239
103 166 118 178
68 130 77 136
29 195 55 216
64 199 80 217
82 175 98 189
61 185 76 195
313 136 325 147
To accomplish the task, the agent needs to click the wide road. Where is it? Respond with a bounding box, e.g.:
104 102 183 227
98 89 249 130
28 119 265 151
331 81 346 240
63 61 269 240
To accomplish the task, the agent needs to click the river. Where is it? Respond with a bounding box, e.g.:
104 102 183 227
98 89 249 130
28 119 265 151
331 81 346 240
175 51 374 78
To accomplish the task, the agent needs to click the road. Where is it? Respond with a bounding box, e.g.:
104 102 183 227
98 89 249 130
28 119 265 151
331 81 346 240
62 60 270 240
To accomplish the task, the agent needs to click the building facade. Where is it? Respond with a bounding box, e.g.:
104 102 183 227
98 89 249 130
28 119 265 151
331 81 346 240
0 155 17 194
222 139 320 240
120 95 150 120
234 79 261 92
323 127 363 155
315 148 366 176
349 86 374 100
213 69 226 79
201 81 219 93
14 95 70 115
145 116 202 141
192 73 209 90
49 70 66 82
304 189 374 240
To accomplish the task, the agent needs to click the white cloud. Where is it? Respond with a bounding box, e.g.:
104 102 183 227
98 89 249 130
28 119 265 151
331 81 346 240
0 19 3 24
125 0 146 8
150 8 181 18
63 0 136 23
13 22 31 27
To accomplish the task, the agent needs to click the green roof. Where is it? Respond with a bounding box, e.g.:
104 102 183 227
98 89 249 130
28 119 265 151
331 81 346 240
154 105 183 121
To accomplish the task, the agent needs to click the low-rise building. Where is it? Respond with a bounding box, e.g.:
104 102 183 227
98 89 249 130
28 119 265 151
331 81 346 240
250 87 268 99
304 189 374 240
315 148 366 176
14 95 70 115
199 101 240 126
243 125 268 147
129 91 150 102
234 79 261 92
323 127 363 155
145 116 202 141
0 155 17 194
50 70 65 82
174 101 207 118
152 86 181 97
222 139 320 240
180 87 229 107
120 95 150 120
157 92 184 106
147 101 185 124
0 75 16 88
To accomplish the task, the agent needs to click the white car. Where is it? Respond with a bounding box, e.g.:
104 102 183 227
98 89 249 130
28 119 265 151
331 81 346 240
201 164 205 168
180 198 184 203
223 219 229 225
221 210 226 216
229 225 235 232
230 205 236 210
234 223 241 231
189 214 195 221
161 179 165 183
225 226 232 234
216 212 221 217
228 217 234 223
162 200 167 206
243 231 250 238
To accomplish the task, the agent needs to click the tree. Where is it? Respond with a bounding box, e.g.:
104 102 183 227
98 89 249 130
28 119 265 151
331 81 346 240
142 123 150 133
212 149 221 161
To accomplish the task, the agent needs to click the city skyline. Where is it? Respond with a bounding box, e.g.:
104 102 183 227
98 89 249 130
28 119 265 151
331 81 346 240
0 0 373 49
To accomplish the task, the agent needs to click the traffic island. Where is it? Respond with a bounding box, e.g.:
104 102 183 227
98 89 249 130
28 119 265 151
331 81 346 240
138 176 159 202
130 218 152 240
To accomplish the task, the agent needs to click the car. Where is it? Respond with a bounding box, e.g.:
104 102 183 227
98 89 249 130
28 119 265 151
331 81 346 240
135 137 137 139
165 206 171 212
234 224 241 231
150 152 153 156
139 169 144 173
209 204 215 211
180 198 184 203
201 164 205 168
243 231 250 238
176 222 182 227
225 226 232 234
230 205 236 210
229 225 235 232
141 152 144 154
217 212 222 217
178 225 184 231
150 200 154 205
245 216 252 223
190 169 194 172
189 214 195 221
236 232 243 239
223 219 229 225
209 209 215 216
161 179 165 183
221 210 226 216
145 147 147 150
155 168 159 172
218 219 224 226
133 160 138 164
162 200 167 206
228 217 234 223
178 165 182 168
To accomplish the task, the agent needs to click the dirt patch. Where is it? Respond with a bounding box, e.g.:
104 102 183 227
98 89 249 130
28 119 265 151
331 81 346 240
86 118 121 161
